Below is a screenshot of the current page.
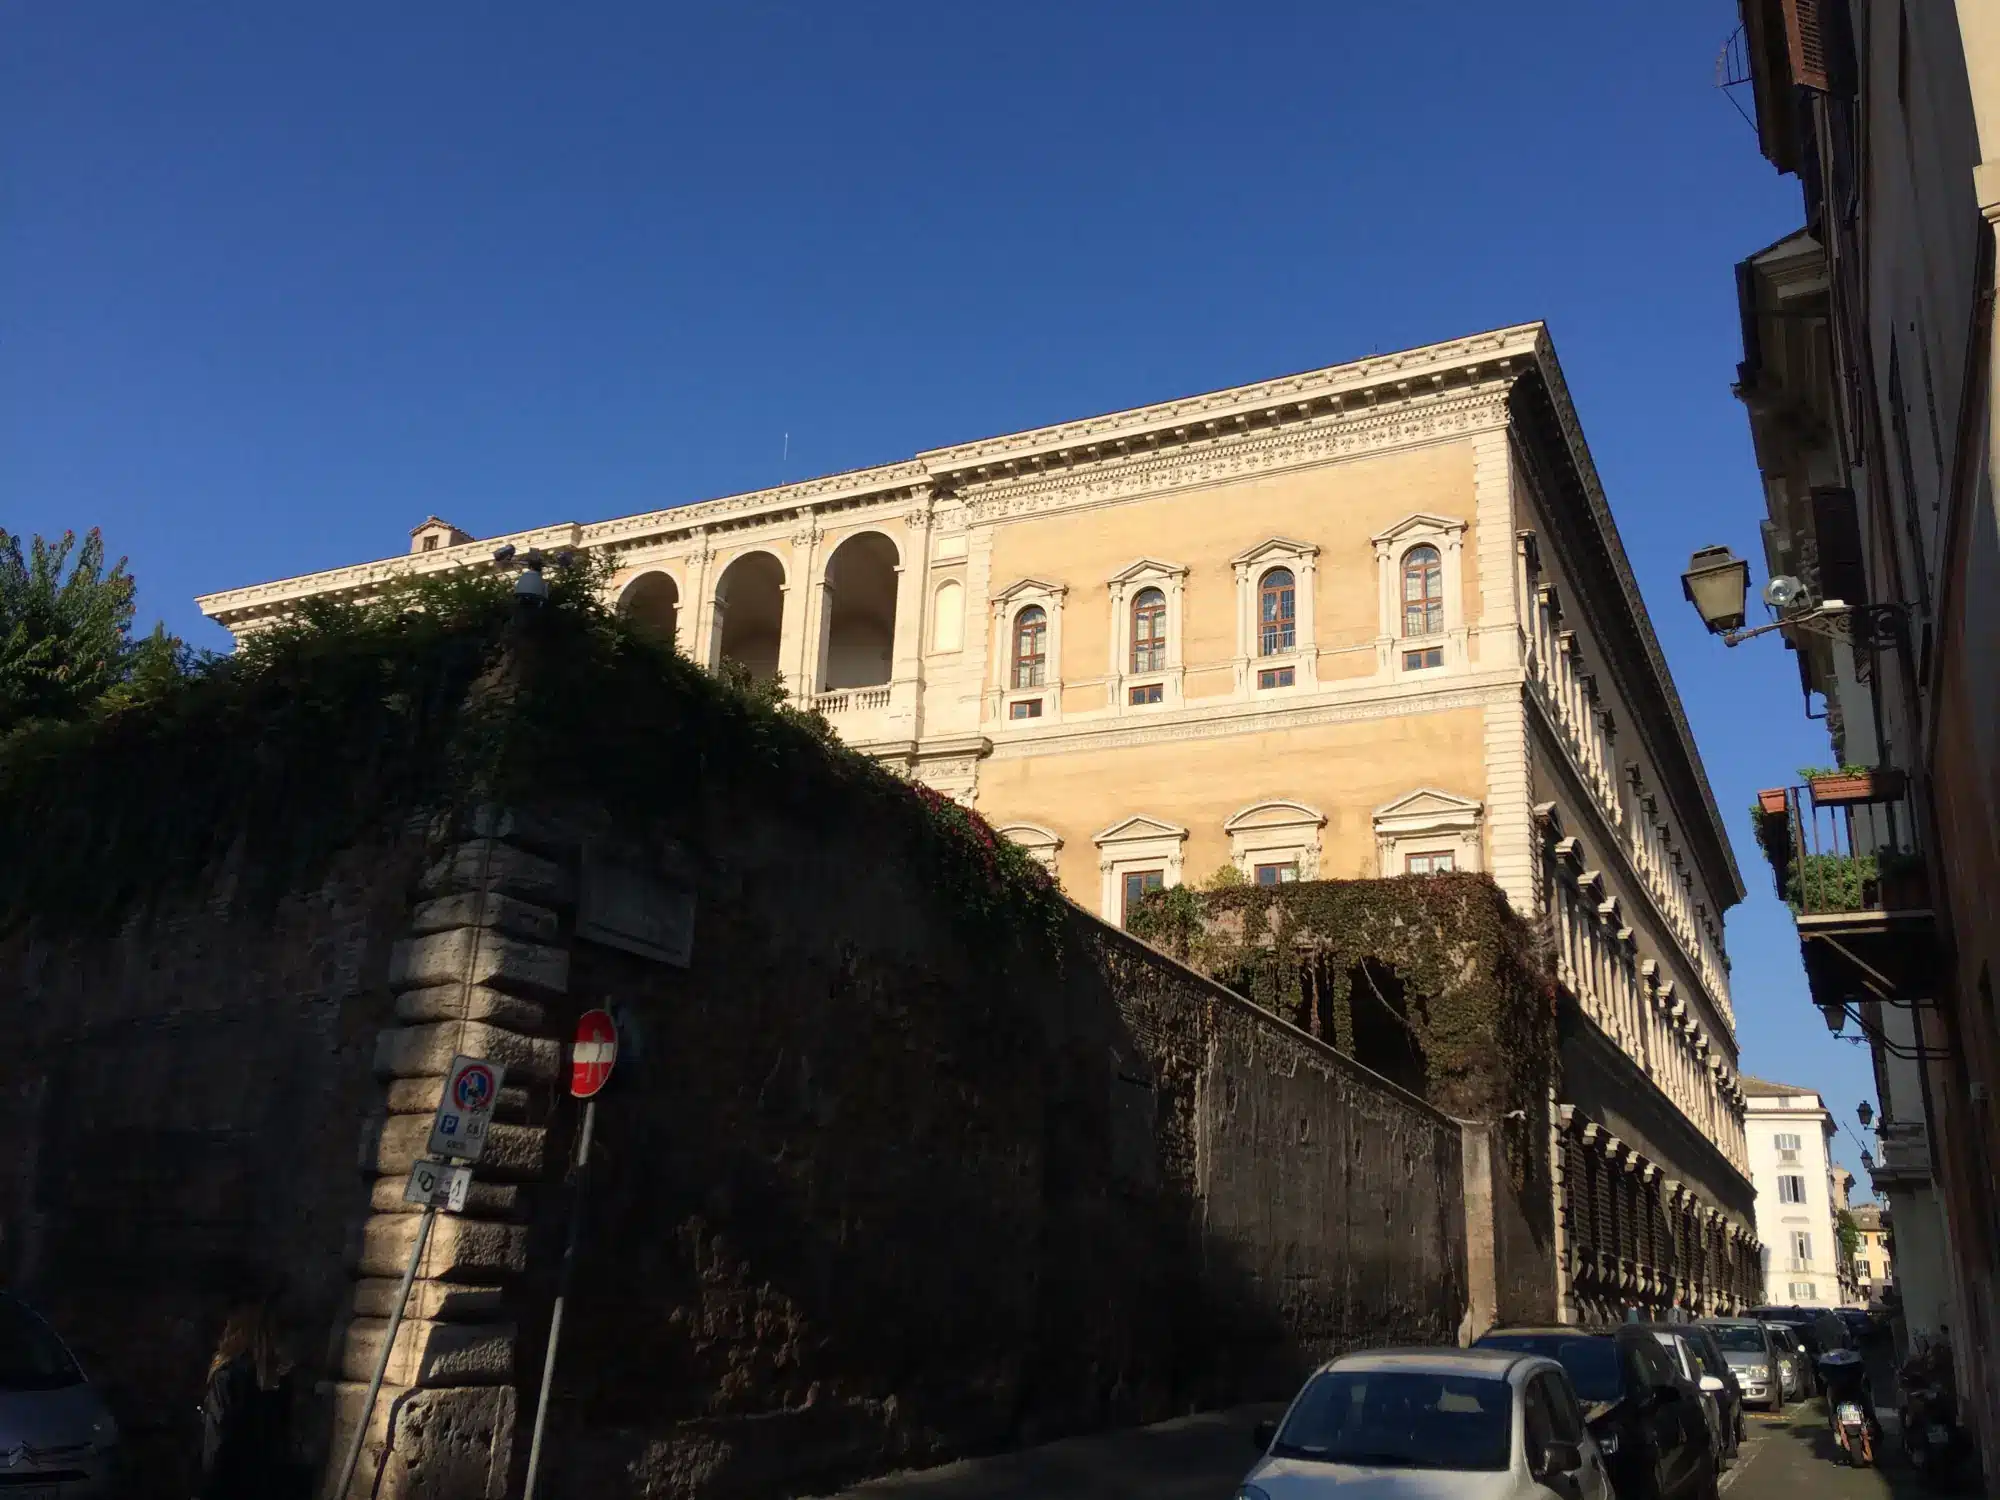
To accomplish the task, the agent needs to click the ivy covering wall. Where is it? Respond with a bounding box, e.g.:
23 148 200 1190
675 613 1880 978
0 564 1066 961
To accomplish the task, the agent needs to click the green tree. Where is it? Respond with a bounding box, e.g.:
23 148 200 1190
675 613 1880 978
0 528 180 733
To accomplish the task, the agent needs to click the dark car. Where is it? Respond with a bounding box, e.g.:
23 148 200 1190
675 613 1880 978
1475 1326 1718 1500
1674 1323 1746 1454
1750 1307 1828 1391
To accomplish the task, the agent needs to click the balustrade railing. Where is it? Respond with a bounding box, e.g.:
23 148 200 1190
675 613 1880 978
808 686 892 715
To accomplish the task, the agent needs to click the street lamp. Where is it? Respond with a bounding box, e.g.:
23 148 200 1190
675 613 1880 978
1861 1149 1874 1172
1681 545 1751 634
1819 1000 1847 1034
1681 545 1908 650
1857 1100 1874 1128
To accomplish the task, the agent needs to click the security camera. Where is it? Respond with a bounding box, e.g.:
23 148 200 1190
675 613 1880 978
1764 574 1806 610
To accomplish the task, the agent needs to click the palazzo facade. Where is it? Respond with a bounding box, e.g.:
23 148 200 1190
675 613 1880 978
199 321 1761 1318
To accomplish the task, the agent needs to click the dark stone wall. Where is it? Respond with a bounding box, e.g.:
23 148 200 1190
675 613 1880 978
0 828 431 1497
532 801 1467 1500
0 794 1468 1500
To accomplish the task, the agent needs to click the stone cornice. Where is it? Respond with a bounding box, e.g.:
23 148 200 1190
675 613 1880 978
195 325 1544 628
1510 338 1744 907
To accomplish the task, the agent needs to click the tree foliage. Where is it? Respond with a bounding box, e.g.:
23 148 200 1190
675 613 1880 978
0 527 183 735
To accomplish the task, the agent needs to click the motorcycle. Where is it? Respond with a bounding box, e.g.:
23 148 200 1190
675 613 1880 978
1817 1348 1874 1467
1900 1345 1972 1489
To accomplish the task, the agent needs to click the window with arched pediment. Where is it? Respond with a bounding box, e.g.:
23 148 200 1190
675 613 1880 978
1012 606 1047 688
1258 568 1296 655
1130 587 1166 673
1402 545 1444 637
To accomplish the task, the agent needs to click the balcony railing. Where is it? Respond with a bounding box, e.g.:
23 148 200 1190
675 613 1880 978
1751 781 1928 917
809 686 891 715
1752 776 1941 1007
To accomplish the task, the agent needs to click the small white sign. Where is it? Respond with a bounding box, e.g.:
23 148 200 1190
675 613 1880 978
403 1158 473 1213
428 1055 505 1162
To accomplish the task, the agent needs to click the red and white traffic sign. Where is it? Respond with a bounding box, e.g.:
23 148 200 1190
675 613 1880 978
571 1009 617 1098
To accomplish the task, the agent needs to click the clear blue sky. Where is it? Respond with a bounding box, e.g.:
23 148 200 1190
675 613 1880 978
2 3 1883 1192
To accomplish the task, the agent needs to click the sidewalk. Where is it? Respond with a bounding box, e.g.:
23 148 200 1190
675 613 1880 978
814 1405 1286 1500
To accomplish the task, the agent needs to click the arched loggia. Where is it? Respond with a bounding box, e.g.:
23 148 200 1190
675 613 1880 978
713 552 786 682
617 571 679 647
818 532 899 691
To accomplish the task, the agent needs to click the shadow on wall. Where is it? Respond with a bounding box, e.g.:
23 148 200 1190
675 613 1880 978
0 832 434 1500
518 804 1467 1500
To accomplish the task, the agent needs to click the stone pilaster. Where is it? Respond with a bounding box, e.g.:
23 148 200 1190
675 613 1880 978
325 821 572 1500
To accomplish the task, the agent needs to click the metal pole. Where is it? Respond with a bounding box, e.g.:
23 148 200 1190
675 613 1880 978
522 1097 595 1500
332 1200 438 1500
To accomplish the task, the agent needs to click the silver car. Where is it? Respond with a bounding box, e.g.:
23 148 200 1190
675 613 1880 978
1701 1319 1781 1412
1240 1346 1612 1499
0 1293 122 1496
1762 1323 1807 1402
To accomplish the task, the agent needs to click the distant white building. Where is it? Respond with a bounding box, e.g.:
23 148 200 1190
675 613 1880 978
1743 1077 1845 1307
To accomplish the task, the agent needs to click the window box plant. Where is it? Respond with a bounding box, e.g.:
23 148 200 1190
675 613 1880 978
1802 765 1908 806
1757 787 1790 816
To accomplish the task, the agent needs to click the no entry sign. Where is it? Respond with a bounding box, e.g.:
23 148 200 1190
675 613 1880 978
571 1009 617 1098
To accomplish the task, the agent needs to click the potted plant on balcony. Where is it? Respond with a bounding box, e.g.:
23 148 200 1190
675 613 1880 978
1757 787 1790 816
1801 764 1908 806
1784 851 1877 915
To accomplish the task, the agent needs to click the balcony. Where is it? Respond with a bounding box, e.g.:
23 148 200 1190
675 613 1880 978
809 687 892 715
1752 780 1941 1008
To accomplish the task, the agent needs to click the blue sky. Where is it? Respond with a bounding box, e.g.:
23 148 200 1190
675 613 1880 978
2 3 1883 1191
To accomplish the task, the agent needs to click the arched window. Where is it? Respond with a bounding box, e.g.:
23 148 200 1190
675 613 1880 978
1012 605 1047 688
1402 545 1443 636
1258 568 1296 656
1130 586 1166 673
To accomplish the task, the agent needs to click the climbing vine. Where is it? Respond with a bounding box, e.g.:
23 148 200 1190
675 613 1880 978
1128 872 1557 1125
0 563 1066 965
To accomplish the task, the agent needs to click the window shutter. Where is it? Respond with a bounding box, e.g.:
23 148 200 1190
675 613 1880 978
1782 0 1829 91
1811 487 1868 605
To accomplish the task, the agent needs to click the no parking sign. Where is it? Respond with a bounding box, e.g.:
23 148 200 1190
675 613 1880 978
428 1054 506 1161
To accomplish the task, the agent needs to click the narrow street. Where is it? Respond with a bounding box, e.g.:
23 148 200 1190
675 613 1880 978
1724 1398 1933 1500
819 1397 1950 1500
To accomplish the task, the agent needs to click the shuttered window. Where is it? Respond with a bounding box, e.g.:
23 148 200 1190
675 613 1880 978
1782 0 1828 91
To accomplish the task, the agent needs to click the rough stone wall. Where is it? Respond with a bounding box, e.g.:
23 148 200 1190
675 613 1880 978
519 801 1467 1500
0 826 432 1498
0 789 1469 1500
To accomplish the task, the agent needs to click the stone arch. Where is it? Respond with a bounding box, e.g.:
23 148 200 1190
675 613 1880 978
617 571 680 647
713 551 786 682
819 531 899 691
1344 958 1428 1098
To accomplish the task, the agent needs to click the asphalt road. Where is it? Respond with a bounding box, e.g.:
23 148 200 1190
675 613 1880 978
1723 1396 1939 1499
818 1393 1960 1499
814 1405 1284 1500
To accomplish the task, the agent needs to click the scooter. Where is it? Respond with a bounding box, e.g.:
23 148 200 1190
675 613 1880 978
1900 1349 1972 1489
1817 1348 1874 1466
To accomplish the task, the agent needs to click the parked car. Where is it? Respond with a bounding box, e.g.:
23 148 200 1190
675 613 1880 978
0 1291 122 1496
1763 1324 1808 1402
1677 1324 1746 1451
1642 1326 1732 1469
1700 1318 1783 1412
1751 1308 1827 1393
1240 1346 1613 1499
1474 1326 1718 1500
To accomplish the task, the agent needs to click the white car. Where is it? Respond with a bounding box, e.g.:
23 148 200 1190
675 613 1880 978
0 1292 122 1496
1239 1347 1612 1499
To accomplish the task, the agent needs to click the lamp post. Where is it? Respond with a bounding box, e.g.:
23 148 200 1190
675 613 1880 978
1858 1100 1874 1128
1679 545 1907 650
